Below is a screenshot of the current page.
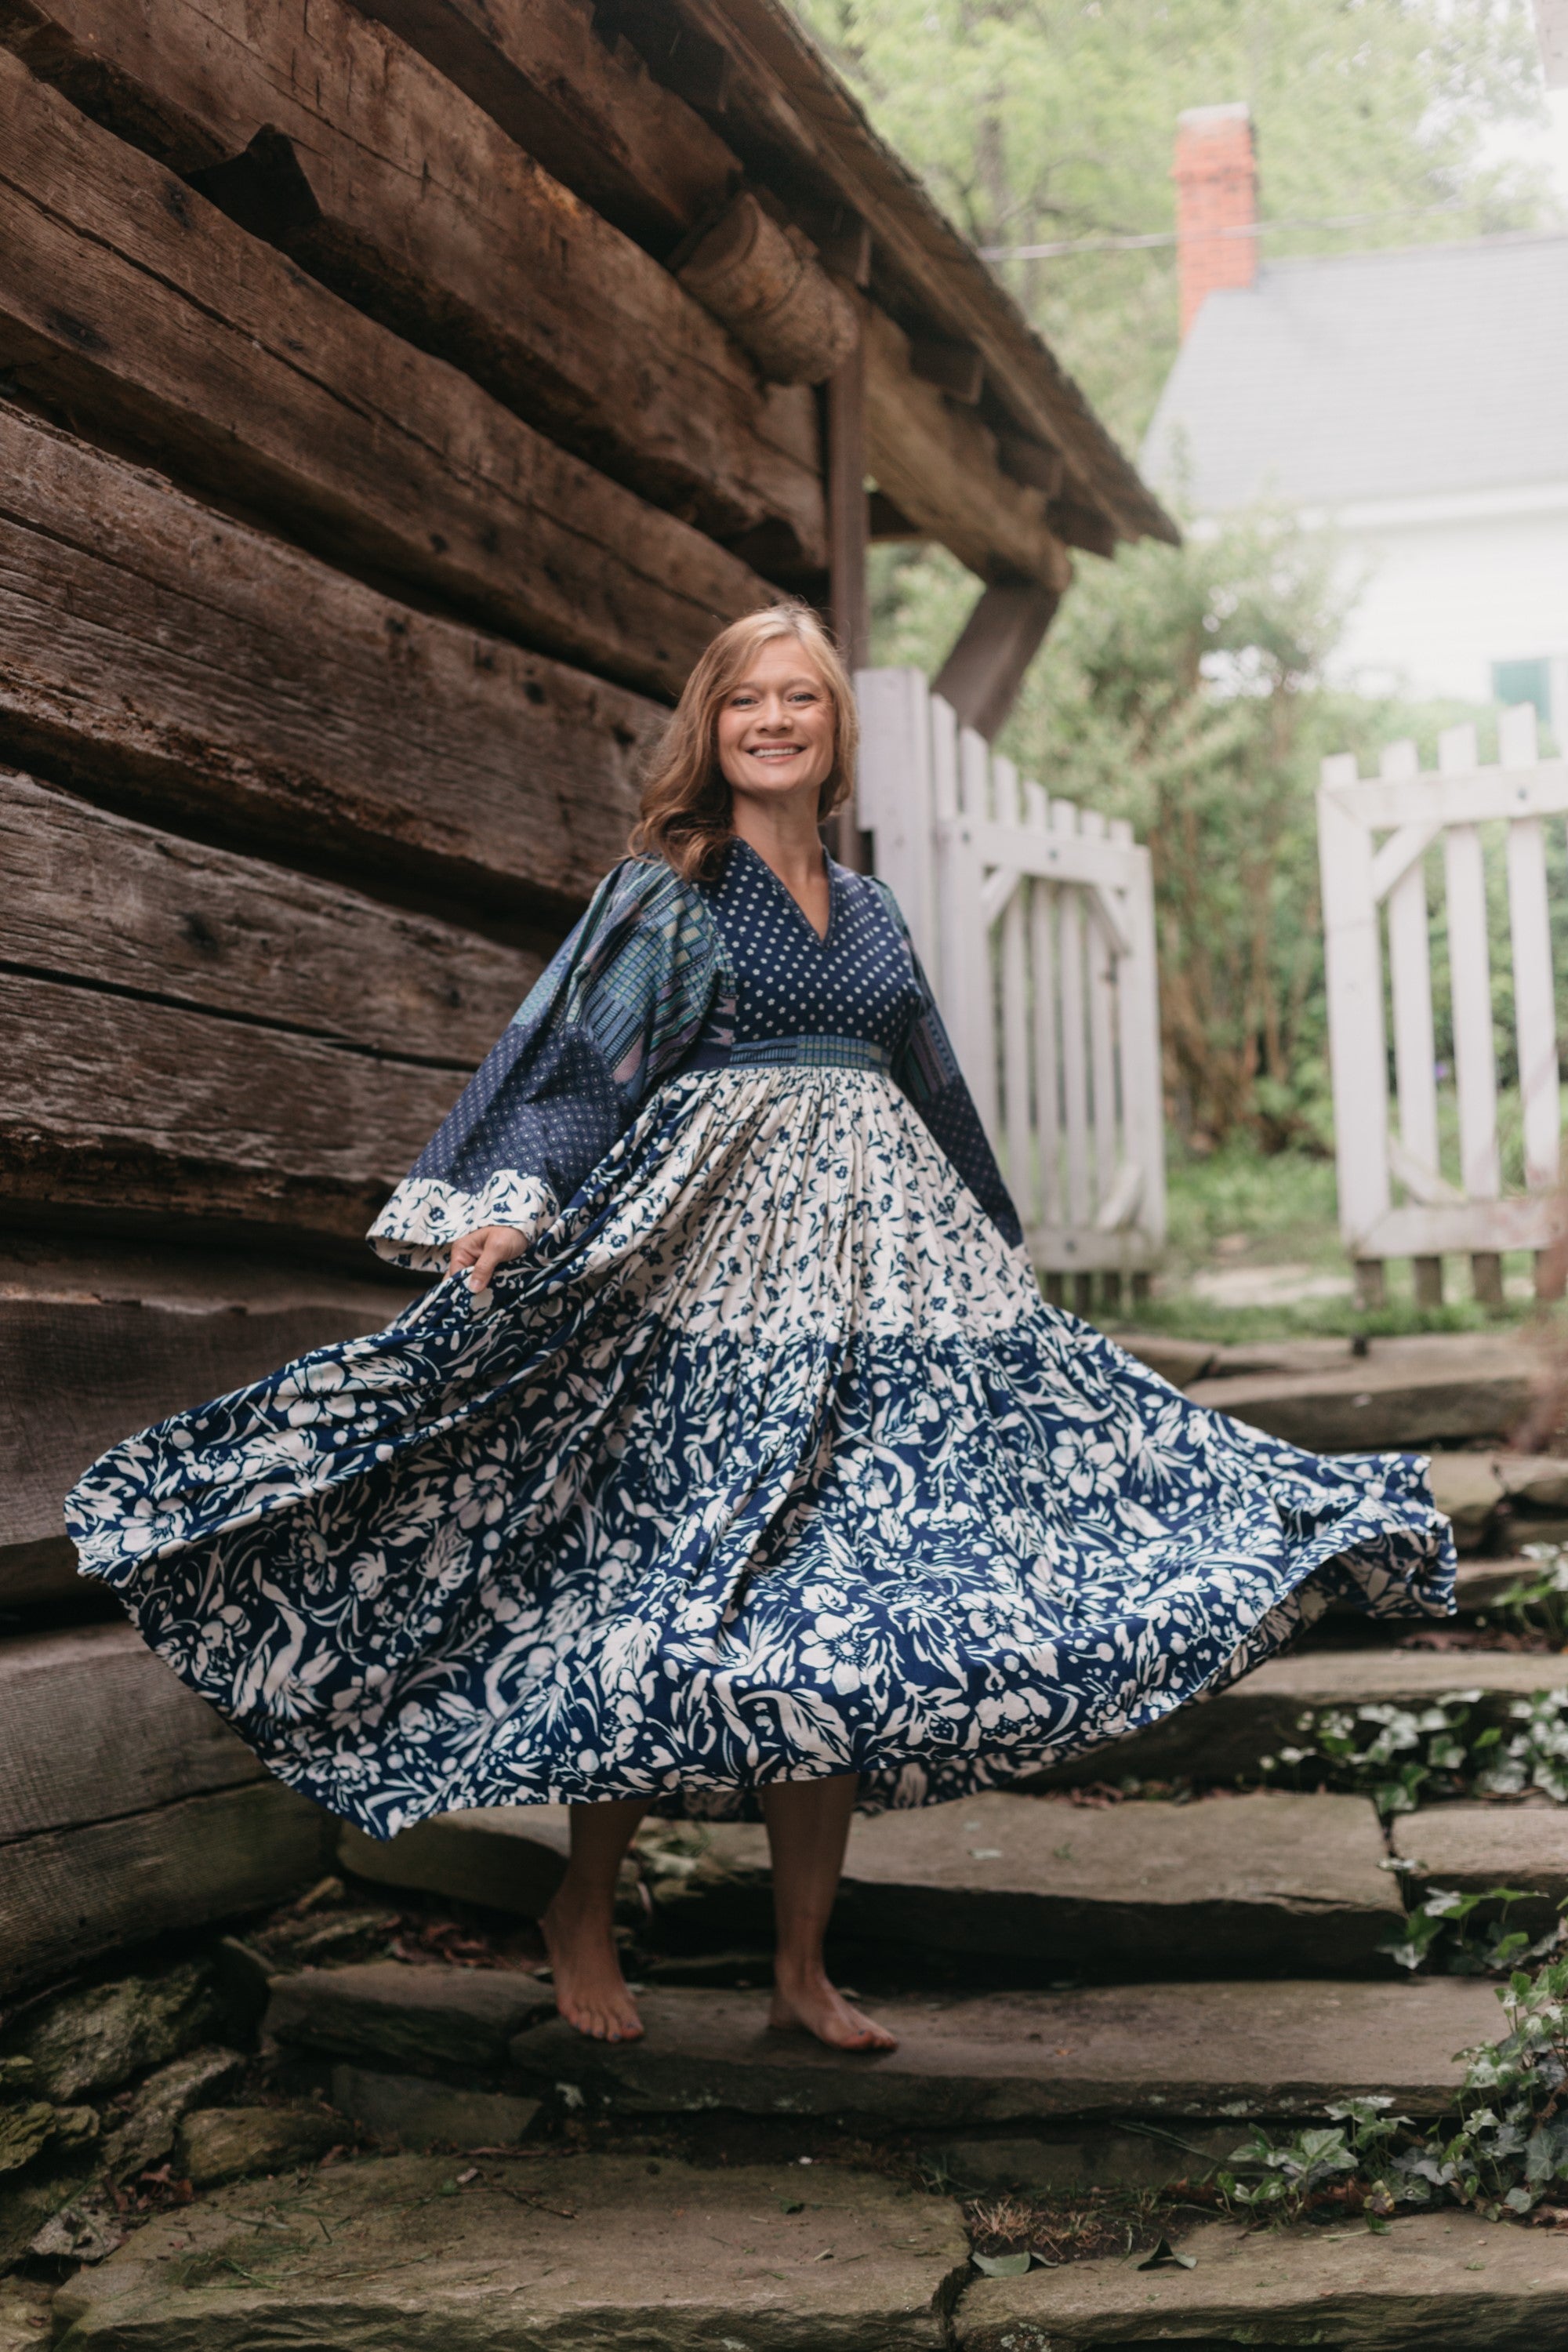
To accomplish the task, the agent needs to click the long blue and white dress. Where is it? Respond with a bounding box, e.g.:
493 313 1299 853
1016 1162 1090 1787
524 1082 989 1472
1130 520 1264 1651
67 844 1454 1838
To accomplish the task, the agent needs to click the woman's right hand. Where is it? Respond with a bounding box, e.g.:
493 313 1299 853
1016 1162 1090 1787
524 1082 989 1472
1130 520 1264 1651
448 1225 529 1292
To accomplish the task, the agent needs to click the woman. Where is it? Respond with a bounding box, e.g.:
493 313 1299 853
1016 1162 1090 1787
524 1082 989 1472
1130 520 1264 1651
68 604 1453 2055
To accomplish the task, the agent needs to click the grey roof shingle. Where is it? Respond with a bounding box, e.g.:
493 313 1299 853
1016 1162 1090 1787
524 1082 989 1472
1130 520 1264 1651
1142 232 1568 512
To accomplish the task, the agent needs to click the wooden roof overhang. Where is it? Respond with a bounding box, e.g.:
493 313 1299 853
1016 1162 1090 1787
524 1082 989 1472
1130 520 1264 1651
356 0 1177 597
662 0 1181 562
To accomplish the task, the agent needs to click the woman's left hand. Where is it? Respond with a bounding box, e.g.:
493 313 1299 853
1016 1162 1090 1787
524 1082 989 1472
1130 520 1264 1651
448 1224 530 1292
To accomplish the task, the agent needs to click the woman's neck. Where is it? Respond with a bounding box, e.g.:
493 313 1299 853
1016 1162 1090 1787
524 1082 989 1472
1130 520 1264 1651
729 795 827 896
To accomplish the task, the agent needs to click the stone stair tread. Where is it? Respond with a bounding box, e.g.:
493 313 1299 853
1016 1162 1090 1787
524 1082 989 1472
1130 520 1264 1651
654 1790 1402 1976
338 1805 569 1916
956 2210 1568 2350
508 1977 1500 2125
1454 1557 1543 1611
49 2153 966 2351
266 1960 553 2074
1037 1647 1568 1788
1185 1330 1541 1450
1392 1802 1568 1904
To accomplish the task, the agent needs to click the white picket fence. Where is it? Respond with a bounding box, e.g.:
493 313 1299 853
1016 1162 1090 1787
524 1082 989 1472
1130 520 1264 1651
1319 706 1568 1306
857 666 1166 1302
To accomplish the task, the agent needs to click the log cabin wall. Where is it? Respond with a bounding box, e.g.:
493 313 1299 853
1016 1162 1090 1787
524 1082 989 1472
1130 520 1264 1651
0 0 1171 1996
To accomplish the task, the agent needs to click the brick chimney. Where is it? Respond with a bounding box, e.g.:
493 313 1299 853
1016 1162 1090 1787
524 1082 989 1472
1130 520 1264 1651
1173 101 1257 338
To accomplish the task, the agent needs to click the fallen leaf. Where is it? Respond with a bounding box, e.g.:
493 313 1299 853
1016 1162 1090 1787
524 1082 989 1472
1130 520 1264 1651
972 2251 1032 2277
1138 2238 1196 2272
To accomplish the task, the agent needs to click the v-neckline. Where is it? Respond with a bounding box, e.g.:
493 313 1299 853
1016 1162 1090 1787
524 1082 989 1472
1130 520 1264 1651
733 837 837 949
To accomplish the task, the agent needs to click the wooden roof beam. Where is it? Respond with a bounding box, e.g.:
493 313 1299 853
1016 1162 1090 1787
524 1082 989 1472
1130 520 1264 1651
934 580 1063 742
864 306 1070 595
655 0 1178 551
354 0 736 255
907 336 984 402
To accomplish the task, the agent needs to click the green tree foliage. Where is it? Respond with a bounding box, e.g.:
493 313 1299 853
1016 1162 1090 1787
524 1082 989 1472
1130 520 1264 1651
873 520 1356 1144
813 0 1559 1149
797 0 1553 445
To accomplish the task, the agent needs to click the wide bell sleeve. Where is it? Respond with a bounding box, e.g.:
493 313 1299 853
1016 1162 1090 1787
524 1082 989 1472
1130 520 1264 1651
870 878 1025 1252
368 858 720 1270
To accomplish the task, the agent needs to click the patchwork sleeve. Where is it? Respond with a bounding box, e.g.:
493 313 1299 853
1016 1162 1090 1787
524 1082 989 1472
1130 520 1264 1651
871 880 1025 1252
368 858 720 1270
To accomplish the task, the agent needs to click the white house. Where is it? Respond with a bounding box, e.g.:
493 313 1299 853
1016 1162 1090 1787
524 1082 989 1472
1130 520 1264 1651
1142 106 1568 723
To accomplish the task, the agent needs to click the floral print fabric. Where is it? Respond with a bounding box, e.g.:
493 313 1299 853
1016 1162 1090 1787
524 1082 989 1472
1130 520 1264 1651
67 851 1454 1836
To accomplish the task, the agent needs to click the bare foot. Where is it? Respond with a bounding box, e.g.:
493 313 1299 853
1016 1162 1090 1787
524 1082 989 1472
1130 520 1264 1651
769 1965 898 2052
539 1891 644 2042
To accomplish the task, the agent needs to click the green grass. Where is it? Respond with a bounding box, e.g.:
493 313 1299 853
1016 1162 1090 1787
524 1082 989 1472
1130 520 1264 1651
1110 1134 1544 1346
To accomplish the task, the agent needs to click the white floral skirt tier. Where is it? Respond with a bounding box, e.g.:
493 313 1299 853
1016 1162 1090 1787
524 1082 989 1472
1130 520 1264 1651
67 851 1454 1836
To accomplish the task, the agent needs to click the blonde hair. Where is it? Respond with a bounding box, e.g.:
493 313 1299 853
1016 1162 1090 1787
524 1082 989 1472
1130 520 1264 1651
630 603 858 881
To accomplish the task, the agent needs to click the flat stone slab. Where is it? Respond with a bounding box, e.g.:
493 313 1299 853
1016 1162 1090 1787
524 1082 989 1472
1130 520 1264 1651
49 2153 966 2352
956 2211 1568 2351
330 2063 543 2149
265 1961 553 2077
1186 1331 1543 1451
1392 1802 1568 1934
509 1976 1499 2129
1454 1557 1544 1611
339 1805 571 1916
1034 1650 1568 1788
656 1791 1402 1976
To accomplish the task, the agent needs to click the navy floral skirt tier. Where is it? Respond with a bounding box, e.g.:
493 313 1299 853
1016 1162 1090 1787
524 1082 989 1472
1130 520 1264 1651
67 844 1454 1837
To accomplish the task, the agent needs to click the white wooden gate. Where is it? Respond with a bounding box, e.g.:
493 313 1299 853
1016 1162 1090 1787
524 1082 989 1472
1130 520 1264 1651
1319 707 1568 1306
856 666 1166 1305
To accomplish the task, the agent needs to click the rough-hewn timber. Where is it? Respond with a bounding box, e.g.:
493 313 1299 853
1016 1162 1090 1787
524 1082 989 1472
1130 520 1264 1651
0 0 826 567
0 1626 264 1842
352 0 735 251
0 1280 399 1602
0 969 463 1245
0 52 768 699
864 307 1069 592
0 406 659 920
2 773 538 1063
2 1783 329 1998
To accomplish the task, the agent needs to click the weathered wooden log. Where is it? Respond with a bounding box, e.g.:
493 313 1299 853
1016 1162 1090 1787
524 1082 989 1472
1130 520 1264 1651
0 407 656 923
2 1784 330 1997
0 1261 403 1602
863 307 1071 592
2 774 539 1065
676 192 859 385
0 50 768 700
0 1627 266 1842
350 0 736 254
0 0 824 569
0 970 463 1247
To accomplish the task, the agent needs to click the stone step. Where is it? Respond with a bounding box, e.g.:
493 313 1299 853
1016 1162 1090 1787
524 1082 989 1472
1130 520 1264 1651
337 1806 568 1914
645 1788 1404 1978
1035 1647 1568 1788
956 2210 1568 2352
1181 1330 1543 1451
41 2143 1568 2351
265 1958 553 2077
263 1961 1497 2137
505 1976 1497 2132
49 2152 967 2352
1428 1450 1568 1552
1392 1801 1568 1936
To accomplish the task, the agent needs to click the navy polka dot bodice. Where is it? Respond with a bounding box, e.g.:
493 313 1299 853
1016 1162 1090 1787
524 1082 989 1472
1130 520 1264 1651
694 839 924 1073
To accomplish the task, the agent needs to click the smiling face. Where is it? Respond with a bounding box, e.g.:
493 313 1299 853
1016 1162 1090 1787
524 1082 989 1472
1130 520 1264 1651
714 634 837 819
